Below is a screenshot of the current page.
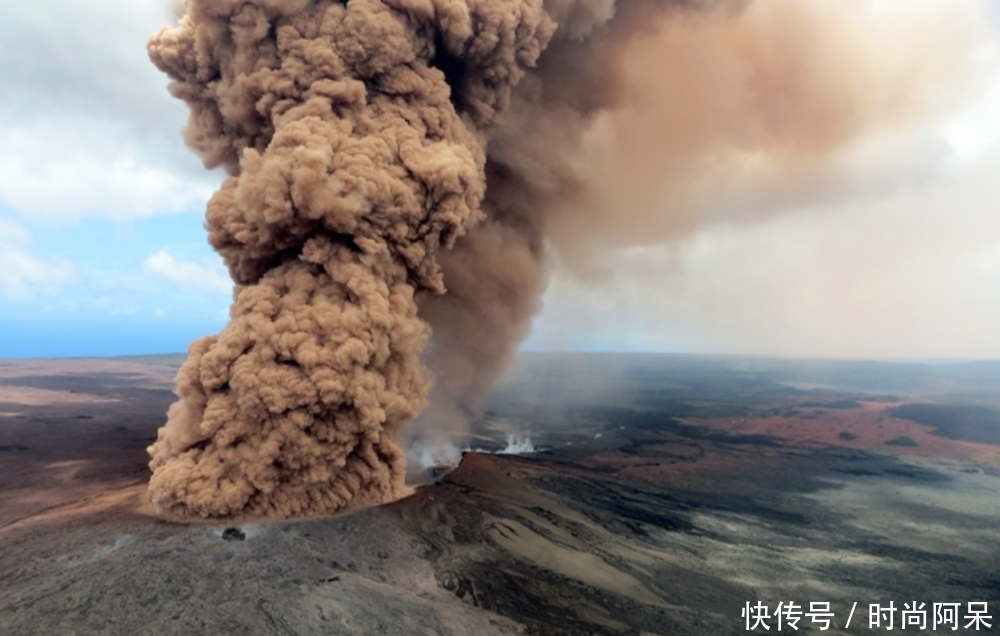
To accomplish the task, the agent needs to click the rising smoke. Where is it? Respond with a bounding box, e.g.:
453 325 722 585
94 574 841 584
147 0 985 519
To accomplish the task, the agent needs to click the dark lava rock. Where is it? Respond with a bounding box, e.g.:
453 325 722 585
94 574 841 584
838 432 857 441
885 436 918 447
221 527 246 541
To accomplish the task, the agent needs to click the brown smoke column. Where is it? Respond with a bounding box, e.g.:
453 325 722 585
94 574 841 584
146 0 558 518
147 0 981 518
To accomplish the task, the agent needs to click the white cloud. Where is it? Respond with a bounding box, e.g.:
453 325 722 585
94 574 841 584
0 122 216 220
0 220 29 244
142 249 231 294
0 0 220 220
0 221 75 299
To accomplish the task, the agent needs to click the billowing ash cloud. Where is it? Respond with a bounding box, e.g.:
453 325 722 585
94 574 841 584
147 0 561 519
148 0 982 518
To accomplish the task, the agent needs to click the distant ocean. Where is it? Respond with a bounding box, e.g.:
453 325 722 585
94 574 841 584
0 320 213 358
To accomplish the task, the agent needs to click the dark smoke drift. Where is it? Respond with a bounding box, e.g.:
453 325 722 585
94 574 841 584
148 0 981 519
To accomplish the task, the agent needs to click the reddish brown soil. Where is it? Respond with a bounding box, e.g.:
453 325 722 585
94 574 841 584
566 400 1000 488
0 359 176 529
682 401 1000 461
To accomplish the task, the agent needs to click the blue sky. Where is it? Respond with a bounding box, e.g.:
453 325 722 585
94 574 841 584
0 0 232 357
4 0 1000 359
1 204 230 356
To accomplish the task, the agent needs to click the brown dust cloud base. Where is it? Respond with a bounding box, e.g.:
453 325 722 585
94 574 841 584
1 353 999 635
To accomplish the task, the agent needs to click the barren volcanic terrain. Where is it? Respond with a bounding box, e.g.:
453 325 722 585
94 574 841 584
1 354 999 635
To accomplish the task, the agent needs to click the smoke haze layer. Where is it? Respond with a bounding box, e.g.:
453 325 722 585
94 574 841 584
401 0 985 462
148 0 984 518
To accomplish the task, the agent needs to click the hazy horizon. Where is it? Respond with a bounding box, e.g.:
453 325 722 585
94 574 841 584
5 347 999 367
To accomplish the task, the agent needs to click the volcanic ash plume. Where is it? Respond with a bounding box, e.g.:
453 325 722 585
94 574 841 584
148 0 978 518
404 0 986 462
146 0 555 518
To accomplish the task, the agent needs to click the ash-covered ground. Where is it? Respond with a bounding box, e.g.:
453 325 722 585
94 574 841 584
1 353 998 635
